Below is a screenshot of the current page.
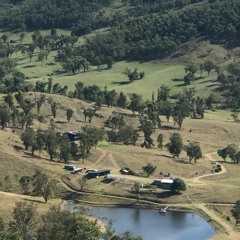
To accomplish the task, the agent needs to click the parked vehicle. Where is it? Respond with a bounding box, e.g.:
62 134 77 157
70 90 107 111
70 168 83 174
64 164 76 171
86 169 110 178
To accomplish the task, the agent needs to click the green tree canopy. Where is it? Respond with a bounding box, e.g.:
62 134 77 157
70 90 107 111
166 133 183 158
142 163 156 177
170 178 186 193
186 142 203 163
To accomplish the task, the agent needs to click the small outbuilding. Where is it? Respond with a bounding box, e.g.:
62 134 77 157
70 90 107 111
86 169 110 178
153 178 174 190
62 130 81 142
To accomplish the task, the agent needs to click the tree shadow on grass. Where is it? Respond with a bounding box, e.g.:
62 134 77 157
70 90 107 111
23 198 44 204
160 125 177 130
156 190 180 198
175 83 186 87
101 179 114 184
13 145 24 152
201 79 214 84
22 65 37 68
111 81 130 85
154 153 172 159
22 151 42 159
173 159 190 165
171 78 183 82
207 83 219 88
55 120 67 124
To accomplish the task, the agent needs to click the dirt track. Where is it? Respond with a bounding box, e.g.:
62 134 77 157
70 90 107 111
0 150 239 239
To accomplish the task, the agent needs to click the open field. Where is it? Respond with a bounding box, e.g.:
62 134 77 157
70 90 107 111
0 92 239 238
4 28 231 100
20 60 218 100
0 33 240 235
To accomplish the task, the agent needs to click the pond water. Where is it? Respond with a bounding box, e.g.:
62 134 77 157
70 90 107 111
67 203 216 240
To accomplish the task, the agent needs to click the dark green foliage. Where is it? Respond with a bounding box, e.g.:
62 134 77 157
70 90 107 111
36 129 45 156
117 125 139 145
217 148 228 161
142 163 156 177
231 200 240 224
139 117 155 149
83 108 95 123
203 60 215 76
59 135 71 164
9 202 39 240
19 176 32 194
217 144 240 164
66 108 74 122
4 202 102 240
0 104 11 129
186 142 202 163
158 85 170 102
70 142 79 160
124 68 145 82
111 231 142 240
170 178 186 193
129 93 145 115
51 101 58 119
3 93 14 109
78 125 106 162
166 133 183 158
117 92 128 109
72 0 240 63
32 170 56 203
37 205 102 240
106 114 125 132
32 170 48 195
21 128 36 151
104 89 117 107
184 62 198 78
36 94 46 115
157 133 164 150
183 73 194 85
44 128 58 160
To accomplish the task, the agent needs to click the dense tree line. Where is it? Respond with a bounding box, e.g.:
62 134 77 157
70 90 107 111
0 0 113 30
78 0 240 63
0 202 142 240
0 1 239 64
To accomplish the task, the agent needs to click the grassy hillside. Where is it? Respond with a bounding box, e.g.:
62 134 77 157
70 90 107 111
0 93 239 202
10 37 233 100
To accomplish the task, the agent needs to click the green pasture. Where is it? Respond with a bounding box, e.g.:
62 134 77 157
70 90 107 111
0 28 220 100
18 57 218 100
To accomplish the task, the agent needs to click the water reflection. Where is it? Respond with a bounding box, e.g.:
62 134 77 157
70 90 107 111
67 204 216 240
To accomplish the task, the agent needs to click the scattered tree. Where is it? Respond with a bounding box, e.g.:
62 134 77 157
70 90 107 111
66 108 74 122
51 101 58 119
0 104 11 129
9 201 39 240
19 176 32 194
21 128 36 153
203 60 215 76
79 176 87 191
170 178 186 193
166 133 183 158
186 142 203 163
142 163 156 177
157 133 164 150
231 200 240 225
59 135 71 164
117 125 139 145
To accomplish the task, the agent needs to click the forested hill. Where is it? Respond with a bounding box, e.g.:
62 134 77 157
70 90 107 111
0 0 239 62
0 0 112 29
